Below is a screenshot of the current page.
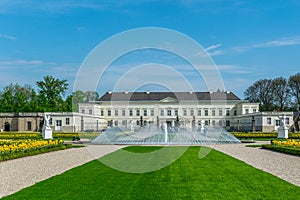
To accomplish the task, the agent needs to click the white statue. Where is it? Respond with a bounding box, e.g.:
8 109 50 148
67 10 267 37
278 114 288 139
130 121 134 133
42 113 53 139
44 114 51 129
200 120 205 134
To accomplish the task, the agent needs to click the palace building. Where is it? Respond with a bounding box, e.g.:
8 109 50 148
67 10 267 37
77 90 294 132
0 91 295 133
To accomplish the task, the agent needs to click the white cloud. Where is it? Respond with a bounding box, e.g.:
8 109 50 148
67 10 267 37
233 36 300 52
218 65 252 74
0 33 16 40
0 59 55 67
205 43 223 56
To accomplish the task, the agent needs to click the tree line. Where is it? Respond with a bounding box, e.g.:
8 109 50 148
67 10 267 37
244 73 300 111
0 75 99 112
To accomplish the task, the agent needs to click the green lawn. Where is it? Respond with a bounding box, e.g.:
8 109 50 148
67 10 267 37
3 146 300 199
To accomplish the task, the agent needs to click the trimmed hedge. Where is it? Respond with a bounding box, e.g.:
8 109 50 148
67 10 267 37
231 132 300 139
262 144 300 156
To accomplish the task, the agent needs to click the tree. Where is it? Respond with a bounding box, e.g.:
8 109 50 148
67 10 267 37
66 90 100 112
288 73 300 110
244 79 274 111
272 77 290 111
0 83 35 112
36 76 69 111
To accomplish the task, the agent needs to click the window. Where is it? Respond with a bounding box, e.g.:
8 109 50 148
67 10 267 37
226 120 230 127
183 109 187 116
245 109 249 114
122 110 126 116
160 110 164 116
101 110 104 116
49 118 53 125
108 110 111 116
234 110 237 116
267 118 271 125
89 109 92 114
167 110 172 116
219 110 223 116
205 120 209 126
276 120 280 126
136 109 140 116
226 110 230 116
212 110 215 116
198 110 201 116
129 110 133 116
175 110 178 116
81 109 85 114
27 121 32 131
114 110 118 116
151 109 154 116
219 120 222 126
144 110 147 116
114 121 118 126
285 118 290 125
253 109 257 113
136 120 140 126
204 110 208 116
122 120 126 126
190 110 194 116
66 118 70 125
212 120 215 126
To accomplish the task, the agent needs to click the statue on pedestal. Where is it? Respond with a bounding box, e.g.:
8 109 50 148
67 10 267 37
278 114 288 139
42 113 53 139
199 120 205 134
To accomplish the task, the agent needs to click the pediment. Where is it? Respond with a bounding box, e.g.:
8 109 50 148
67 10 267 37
159 97 178 103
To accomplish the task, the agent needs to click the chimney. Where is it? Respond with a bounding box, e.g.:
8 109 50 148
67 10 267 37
124 90 129 94
108 90 112 94
146 90 150 94
226 90 230 94
189 90 193 94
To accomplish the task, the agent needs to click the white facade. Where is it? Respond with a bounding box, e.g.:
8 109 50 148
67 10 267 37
47 112 105 132
79 91 262 131
231 111 294 132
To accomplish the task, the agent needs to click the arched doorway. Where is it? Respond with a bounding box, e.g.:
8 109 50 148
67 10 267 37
4 122 10 131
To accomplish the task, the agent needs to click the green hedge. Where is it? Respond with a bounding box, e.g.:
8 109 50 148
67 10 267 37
231 132 300 139
262 144 300 156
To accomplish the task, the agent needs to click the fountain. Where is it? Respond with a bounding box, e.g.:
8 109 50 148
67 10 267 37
91 123 240 145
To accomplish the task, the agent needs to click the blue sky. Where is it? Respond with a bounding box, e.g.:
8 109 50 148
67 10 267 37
1 0 300 99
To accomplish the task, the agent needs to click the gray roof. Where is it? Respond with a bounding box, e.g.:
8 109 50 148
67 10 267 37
99 92 240 101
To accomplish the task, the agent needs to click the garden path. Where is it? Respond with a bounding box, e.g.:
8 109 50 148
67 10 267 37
0 145 124 198
211 141 300 187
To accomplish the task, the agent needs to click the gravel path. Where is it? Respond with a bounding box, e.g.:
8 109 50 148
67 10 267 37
210 141 300 187
0 145 124 198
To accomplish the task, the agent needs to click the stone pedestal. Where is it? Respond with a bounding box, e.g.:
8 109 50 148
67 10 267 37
278 126 288 139
42 128 53 139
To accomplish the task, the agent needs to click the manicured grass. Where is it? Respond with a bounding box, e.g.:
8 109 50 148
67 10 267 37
3 146 300 199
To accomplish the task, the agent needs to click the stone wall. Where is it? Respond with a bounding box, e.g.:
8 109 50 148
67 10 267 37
0 113 44 132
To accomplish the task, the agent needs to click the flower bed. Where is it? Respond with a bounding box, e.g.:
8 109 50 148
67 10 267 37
262 139 300 156
0 139 71 161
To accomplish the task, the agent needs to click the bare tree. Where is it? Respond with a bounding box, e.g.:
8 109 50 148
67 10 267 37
288 73 300 110
272 77 290 111
244 79 274 111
